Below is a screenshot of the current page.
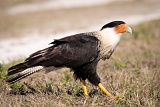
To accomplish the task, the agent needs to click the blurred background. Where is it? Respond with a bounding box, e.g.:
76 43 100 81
0 0 160 63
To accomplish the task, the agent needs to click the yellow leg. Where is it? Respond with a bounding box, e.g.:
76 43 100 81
81 80 88 98
98 83 111 97
98 83 121 99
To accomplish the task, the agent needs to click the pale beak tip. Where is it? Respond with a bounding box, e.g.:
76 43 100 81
126 26 132 34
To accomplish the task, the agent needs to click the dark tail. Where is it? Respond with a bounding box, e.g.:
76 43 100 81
7 46 54 83
8 62 28 76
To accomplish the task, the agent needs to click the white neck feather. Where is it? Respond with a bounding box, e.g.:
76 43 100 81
99 28 122 48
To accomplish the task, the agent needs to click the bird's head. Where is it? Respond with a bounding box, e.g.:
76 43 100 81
101 21 132 34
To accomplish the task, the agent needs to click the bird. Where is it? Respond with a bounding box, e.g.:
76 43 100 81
7 21 132 99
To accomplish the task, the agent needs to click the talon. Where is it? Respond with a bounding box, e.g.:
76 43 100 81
115 92 121 98
111 93 121 100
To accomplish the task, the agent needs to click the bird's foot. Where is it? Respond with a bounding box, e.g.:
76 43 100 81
110 92 122 100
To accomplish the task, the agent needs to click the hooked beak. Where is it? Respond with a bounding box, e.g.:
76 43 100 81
126 26 132 34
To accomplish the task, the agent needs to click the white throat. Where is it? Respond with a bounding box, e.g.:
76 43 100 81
100 28 122 48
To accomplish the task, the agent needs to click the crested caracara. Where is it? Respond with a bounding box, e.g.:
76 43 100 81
7 21 132 99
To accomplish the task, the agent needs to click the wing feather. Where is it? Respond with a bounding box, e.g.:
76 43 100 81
8 33 99 75
41 34 99 67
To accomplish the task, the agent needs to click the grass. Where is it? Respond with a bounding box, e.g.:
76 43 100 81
0 20 160 107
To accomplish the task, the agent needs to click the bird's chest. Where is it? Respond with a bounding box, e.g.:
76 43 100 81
98 42 115 60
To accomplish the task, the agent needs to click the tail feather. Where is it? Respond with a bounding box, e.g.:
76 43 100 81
8 63 28 76
7 66 44 84
7 46 53 83
8 53 46 76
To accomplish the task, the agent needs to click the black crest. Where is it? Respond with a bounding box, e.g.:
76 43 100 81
101 21 125 30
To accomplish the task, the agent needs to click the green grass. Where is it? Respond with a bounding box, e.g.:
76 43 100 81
0 20 160 107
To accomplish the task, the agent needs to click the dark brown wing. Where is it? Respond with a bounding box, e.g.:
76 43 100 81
28 34 99 67
8 33 99 75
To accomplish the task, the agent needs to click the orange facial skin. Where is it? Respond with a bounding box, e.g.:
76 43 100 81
114 24 128 34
